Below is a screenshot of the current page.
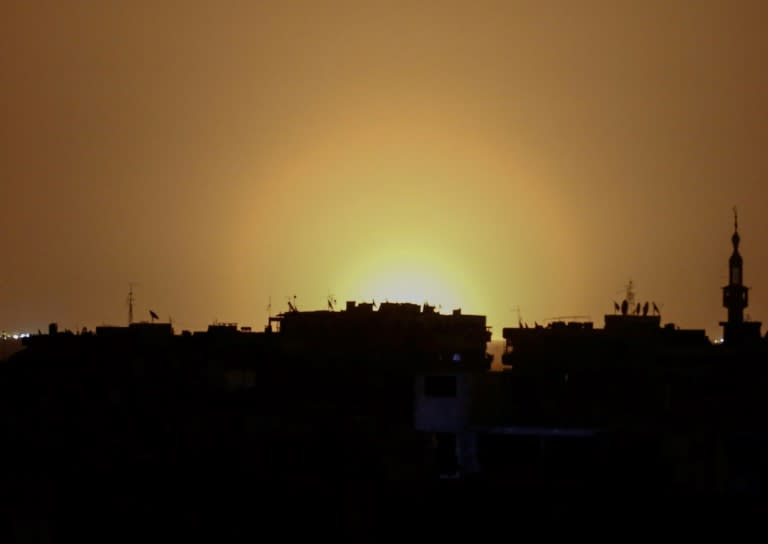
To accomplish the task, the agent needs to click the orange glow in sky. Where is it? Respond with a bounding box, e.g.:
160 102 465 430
2 1 768 341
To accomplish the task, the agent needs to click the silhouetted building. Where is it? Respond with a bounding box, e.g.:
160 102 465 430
413 216 768 493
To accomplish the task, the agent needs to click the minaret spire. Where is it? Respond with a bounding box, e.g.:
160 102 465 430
732 206 740 252
720 208 761 344
723 208 746 323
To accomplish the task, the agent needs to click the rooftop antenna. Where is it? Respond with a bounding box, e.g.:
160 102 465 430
127 282 139 325
625 279 636 309
327 293 337 311
734 206 738 232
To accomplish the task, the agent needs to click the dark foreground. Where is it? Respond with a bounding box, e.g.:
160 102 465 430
4 474 768 541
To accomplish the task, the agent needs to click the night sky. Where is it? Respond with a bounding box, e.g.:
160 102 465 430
2 1 767 341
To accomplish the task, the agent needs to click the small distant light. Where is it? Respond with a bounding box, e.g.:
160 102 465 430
452 353 462 362
12 334 18 340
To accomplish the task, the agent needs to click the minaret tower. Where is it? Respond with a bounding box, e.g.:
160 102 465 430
720 208 761 345
722 208 747 324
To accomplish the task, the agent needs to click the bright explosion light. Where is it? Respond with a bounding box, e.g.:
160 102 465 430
358 265 463 312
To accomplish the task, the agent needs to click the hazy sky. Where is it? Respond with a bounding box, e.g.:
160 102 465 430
2 1 767 340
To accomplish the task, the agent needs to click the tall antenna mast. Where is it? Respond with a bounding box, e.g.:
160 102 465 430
127 282 138 325
625 279 635 309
